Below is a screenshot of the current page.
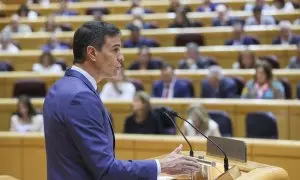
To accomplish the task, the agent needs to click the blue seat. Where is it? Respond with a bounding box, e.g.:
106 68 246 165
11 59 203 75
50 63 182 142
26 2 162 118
208 111 232 137
246 112 278 139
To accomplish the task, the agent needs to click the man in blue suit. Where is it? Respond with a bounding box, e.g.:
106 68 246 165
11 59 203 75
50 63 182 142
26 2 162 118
152 64 193 98
43 21 199 180
201 66 237 98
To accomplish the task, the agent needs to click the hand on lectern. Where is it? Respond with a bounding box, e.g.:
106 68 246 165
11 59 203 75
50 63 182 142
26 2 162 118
159 144 200 175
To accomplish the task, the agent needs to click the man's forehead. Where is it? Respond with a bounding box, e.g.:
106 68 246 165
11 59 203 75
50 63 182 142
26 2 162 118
104 35 122 47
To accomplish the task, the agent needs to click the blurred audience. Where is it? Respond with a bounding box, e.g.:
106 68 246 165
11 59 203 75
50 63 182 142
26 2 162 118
17 3 38 20
212 4 239 26
123 26 159 48
169 8 202 28
124 91 164 134
128 46 162 70
232 50 257 69
0 32 20 53
201 65 237 98
2 14 32 34
10 95 44 132
269 0 295 12
41 34 71 52
242 62 285 99
127 0 153 14
197 0 218 12
286 43 300 69
272 21 300 45
40 15 62 33
167 0 191 13
27 0 50 6
55 0 78 16
100 70 136 100
152 63 193 98
244 0 271 12
294 19 300 25
245 6 276 25
182 104 221 137
32 52 63 73
225 22 260 45
126 14 158 30
178 42 215 69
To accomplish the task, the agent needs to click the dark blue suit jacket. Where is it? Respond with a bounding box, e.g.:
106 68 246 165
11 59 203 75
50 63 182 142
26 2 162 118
123 37 160 48
43 69 157 180
128 59 162 70
201 77 237 98
152 79 193 98
225 36 260 46
272 35 300 45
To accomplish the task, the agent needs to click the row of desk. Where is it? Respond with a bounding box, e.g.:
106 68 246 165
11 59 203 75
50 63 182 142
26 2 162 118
0 133 299 180
1 0 274 15
10 26 300 49
0 69 299 98
0 45 297 70
1 11 299 30
1 98 300 140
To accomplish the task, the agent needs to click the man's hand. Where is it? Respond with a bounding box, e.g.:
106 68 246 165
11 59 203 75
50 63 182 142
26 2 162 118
159 144 200 175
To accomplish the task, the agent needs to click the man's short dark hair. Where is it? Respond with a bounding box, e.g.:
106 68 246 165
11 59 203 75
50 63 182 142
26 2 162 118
253 6 262 13
73 21 121 64
161 62 174 71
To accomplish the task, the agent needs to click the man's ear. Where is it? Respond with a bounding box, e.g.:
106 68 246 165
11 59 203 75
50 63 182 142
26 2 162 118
86 46 97 62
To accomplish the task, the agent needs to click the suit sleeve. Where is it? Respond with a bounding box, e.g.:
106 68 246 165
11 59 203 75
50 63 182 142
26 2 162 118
65 92 157 180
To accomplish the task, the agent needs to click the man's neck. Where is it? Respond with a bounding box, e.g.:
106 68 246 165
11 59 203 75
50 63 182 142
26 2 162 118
74 63 102 83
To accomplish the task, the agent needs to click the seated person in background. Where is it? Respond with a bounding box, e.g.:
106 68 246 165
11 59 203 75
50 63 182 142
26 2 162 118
41 34 71 52
17 3 38 20
169 8 202 28
269 0 295 12
178 42 214 69
10 95 44 132
272 21 300 45
287 43 300 69
182 103 221 137
242 62 285 99
212 4 239 26
167 0 191 13
126 0 153 14
2 14 32 34
32 52 63 73
232 50 257 69
0 32 20 53
27 0 50 6
225 22 260 45
295 19 300 25
201 65 237 98
124 91 164 134
244 0 271 12
126 14 158 30
291 0 299 9
55 0 78 16
197 0 218 12
152 63 193 98
245 6 276 25
100 70 136 100
123 25 159 48
40 15 62 33
128 46 162 70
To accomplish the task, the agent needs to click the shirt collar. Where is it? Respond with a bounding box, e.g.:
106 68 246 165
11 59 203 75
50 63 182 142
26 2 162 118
71 65 97 90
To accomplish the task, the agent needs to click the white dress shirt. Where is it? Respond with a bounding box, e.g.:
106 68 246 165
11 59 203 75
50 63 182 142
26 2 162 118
100 81 136 100
33 63 63 73
10 114 44 132
71 65 161 175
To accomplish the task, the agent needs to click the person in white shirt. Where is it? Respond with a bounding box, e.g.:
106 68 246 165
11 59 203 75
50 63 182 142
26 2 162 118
244 0 271 12
269 0 295 12
2 14 32 34
0 32 19 53
182 103 221 137
17 3 38 20
32 52 63 73
40 15 62 33
100 69 136 100
10 95 44 132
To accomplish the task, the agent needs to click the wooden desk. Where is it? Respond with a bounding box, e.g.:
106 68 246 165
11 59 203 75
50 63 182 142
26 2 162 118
11 26 300 49
1 98 300 140
1 10 298 30
0 133 299 180
0 45 296 70
0 69 299 98
1 0 273 15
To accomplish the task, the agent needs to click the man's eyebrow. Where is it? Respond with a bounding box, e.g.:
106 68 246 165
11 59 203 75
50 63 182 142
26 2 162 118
112 44 121 48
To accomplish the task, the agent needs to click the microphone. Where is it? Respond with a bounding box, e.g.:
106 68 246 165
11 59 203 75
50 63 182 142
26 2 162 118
161 107 229 172
158 108 194 157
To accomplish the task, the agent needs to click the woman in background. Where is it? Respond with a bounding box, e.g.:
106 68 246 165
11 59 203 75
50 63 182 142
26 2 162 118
10 95 43 132
124 91 164 134
32 52 63 73
182 104 221 137
232 50 257 69
241 62 285 99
